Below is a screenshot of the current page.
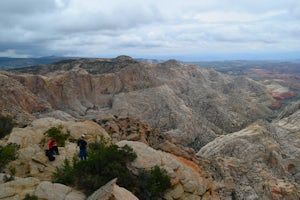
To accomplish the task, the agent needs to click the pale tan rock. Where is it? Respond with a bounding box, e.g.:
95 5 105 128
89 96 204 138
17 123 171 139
0 187 15 199
65 190 86 200
168 184 184 199
117 141 215 199
1 177 40 191
0 176 40 199
2 117 111 180
87 178 138 200
64 120 110 141
118 141 162 169
7 128 44 148
35 181 73 200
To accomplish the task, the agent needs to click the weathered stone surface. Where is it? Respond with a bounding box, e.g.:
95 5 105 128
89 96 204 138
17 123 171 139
0 187 15 199
118 141 162 169
0 176 40 199
3 117 110 180
198 107 300 200
167 183 184 199
96 115 197 162
117 141 217 199
0 175 86 200
87 178 138 200
65 190 87 200
2 57 299 200
35 181 73 200
1 58 274 149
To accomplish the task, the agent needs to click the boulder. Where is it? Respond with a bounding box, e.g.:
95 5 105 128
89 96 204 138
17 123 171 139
0 176 40 199
117 141 218 200
87 178 138 200
35 181 85 200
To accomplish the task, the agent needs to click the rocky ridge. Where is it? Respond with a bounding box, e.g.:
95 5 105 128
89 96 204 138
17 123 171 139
2 56 298 199
197 102 300 199
0 117 217 200
2 56 274 150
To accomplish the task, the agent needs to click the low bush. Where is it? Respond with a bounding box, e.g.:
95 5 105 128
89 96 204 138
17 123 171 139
52 159 74 185
45 126 69 146
136 166 171 200
0 143 19 171
52 139 171 199
0 114 14 139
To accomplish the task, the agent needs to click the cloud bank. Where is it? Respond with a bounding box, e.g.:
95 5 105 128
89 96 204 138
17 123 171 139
0 0 299 60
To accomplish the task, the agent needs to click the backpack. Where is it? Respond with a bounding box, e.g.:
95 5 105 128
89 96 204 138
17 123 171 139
45 149 55 161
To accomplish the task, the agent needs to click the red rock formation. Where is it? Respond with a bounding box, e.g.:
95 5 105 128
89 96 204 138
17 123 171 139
271 91 296 100
270 101 282 110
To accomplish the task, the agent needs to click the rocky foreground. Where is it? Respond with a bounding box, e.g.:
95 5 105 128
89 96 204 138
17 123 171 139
0 117 217 199
0 57 299 199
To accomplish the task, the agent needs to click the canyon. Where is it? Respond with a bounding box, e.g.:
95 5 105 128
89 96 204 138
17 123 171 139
0 56 299 199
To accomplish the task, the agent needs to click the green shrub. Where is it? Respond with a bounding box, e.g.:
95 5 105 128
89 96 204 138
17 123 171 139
52 139 171 198
0 115 14 139
23 194 38 200
45 126 69 147
66 140 136 195
136 166 171 200
0 143 19 171
52 159 75 185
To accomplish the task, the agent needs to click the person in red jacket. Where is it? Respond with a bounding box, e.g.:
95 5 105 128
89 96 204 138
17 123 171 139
48 139 59 155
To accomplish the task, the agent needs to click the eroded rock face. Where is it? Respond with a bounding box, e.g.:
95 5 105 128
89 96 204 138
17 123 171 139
0 72 51 125
117 141 219 200
2 57 274 149
197 108 300 199
96 115 196 160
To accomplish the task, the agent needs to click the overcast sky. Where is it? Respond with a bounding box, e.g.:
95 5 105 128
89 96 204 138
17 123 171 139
0 0 299 60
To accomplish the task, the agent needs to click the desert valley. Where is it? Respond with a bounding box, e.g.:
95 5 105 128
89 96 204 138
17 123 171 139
0 56 299 199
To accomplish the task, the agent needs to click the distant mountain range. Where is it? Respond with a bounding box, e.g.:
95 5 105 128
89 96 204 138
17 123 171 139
0 56 78 69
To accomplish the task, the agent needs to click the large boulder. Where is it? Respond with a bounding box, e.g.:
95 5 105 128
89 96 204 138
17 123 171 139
35 181 85 200
0 175 40 200
87 178 138 200
117 141 218 200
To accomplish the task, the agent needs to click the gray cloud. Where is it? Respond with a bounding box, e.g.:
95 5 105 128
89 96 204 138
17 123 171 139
0 0 299 59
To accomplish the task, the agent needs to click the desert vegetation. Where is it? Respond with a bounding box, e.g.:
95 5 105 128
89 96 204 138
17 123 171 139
0 143 19 172
45 125 69 147
52 138 171 199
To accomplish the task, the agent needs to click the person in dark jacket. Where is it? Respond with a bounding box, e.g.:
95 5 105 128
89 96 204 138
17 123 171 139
77 134 87 160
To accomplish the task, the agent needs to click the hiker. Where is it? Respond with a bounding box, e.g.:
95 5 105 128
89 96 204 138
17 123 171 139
48 139 59 155
77 134 87 160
